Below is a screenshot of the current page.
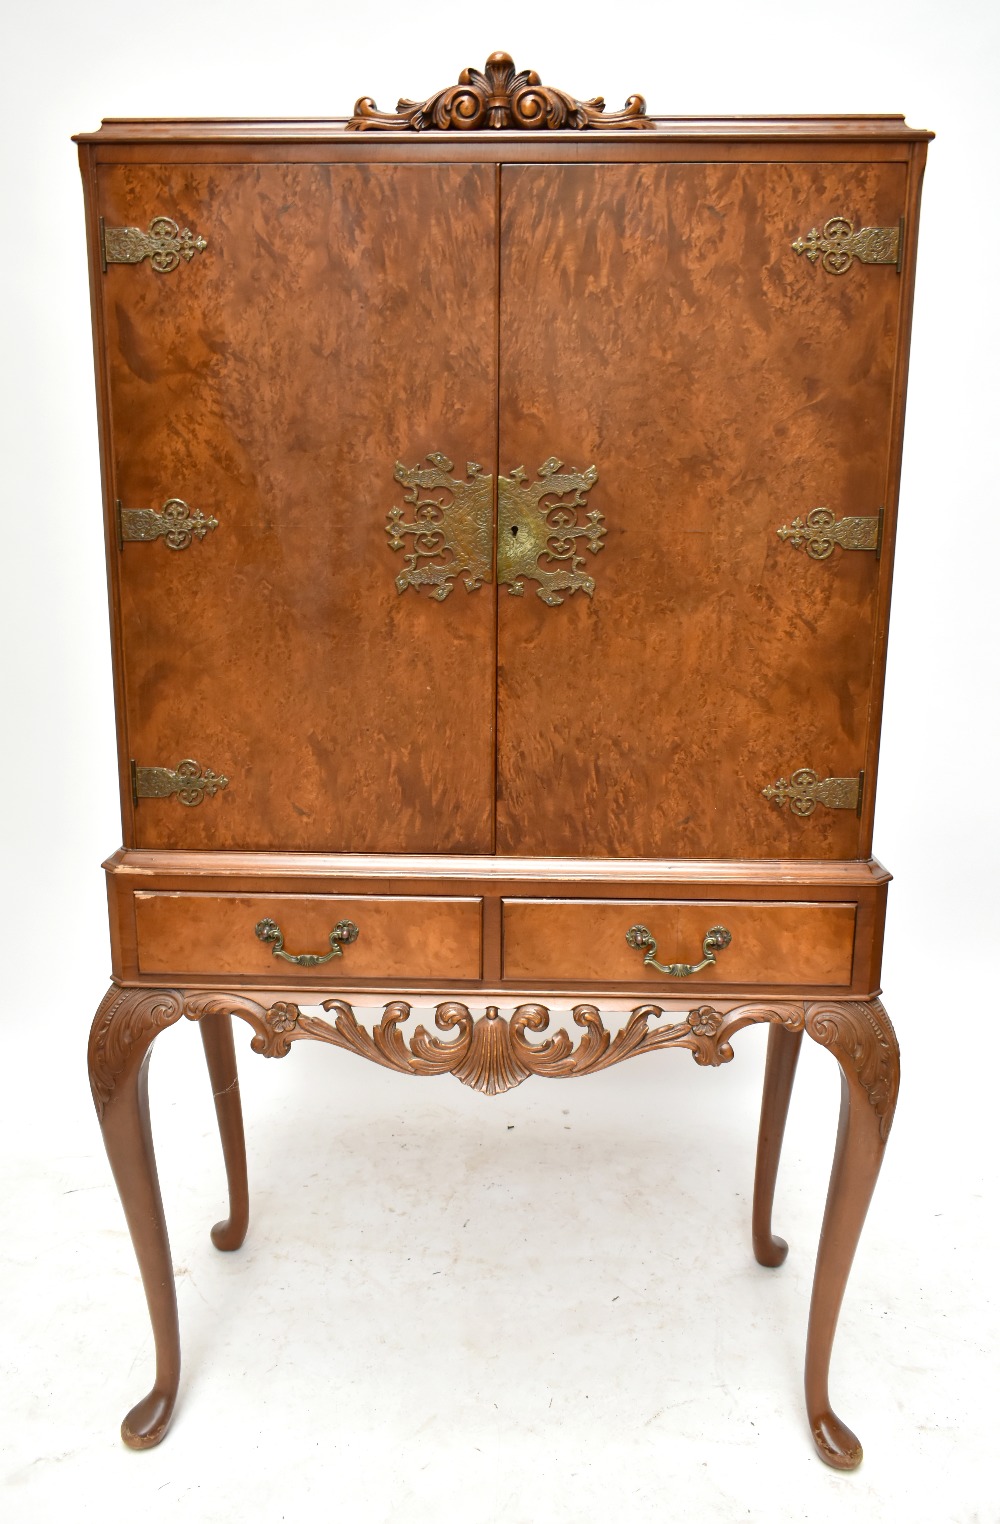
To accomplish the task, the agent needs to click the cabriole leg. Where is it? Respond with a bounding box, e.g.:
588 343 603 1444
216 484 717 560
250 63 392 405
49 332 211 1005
753 1021 804 1266
802 999 900 1470
88 985 185 1449
199 1010 250 1251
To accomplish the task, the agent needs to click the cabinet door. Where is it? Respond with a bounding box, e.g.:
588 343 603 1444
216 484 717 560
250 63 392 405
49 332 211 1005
496 161 905 859
100 163 497 852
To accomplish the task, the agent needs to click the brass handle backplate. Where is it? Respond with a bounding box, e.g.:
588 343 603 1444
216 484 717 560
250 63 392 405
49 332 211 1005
254 918 360 968
625 924 732 978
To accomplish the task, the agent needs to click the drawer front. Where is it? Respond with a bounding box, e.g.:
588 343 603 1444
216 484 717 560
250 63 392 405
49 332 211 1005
502 900 856 986
134 893 482 980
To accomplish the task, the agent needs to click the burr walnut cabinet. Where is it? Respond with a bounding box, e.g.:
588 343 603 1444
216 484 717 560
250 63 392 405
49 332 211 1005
75 54 931 1467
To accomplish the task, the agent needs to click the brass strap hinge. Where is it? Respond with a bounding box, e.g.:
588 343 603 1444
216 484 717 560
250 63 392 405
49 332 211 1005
132 759 229 807
792 216 903 276
776 507 883 561
762 768 864 818
117 498 219 551
100 214 207 274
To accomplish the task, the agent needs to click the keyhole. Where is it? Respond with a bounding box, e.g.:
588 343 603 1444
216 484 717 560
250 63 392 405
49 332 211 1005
510 524 519 537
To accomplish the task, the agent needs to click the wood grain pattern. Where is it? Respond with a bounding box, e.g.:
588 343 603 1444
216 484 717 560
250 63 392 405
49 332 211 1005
496 161 905 858
501 899 856 985
134 892 483 979
99 161 498 853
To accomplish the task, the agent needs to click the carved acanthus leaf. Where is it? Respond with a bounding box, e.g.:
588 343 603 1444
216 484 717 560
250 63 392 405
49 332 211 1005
90 992 898 1123
804 999 900 1141
88 987 185 1119
349 51 651 133
180 994 805 1096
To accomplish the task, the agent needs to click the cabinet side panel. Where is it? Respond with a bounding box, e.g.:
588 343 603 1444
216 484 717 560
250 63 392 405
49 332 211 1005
78 144 136 844
858 142 929 855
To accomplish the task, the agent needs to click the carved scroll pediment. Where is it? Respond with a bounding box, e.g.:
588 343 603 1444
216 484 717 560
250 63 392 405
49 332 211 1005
349 51 652 132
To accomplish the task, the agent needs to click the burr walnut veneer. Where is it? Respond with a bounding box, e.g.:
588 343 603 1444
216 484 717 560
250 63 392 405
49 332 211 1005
76 64 930 1467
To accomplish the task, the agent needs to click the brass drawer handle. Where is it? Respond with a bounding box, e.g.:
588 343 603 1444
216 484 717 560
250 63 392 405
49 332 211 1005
254 917 359 967
625 923 732 977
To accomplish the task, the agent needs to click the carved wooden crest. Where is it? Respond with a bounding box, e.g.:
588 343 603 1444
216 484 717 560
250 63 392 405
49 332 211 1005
349 51 651 132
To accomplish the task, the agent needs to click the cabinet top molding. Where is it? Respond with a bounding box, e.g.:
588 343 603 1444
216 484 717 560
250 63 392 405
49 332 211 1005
75 87 933 143
348 50 651 132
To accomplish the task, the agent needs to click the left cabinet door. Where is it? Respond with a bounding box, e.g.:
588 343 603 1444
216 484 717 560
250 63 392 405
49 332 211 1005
96 161 498 852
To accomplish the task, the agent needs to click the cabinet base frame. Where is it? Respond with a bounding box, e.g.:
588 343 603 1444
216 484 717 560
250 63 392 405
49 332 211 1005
89 982 898 1468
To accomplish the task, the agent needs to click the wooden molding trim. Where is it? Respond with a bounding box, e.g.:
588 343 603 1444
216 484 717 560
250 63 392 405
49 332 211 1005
73 116 933 146
103 847 892 890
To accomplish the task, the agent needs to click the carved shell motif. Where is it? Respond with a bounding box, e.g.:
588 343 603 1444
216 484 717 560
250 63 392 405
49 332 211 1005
180 993 807 1095
89 990 897 1135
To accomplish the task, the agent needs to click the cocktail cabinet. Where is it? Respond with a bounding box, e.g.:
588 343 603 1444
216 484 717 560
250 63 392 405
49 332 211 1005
75 54 931 1466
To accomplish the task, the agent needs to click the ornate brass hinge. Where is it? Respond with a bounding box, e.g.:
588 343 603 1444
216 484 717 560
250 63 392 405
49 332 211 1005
498 458 605 605
100 215 207 274
117 498 219 551
349 49 652 131
776 507 883 561
762 768 863 817
792 217 902 276
386 453 493 600
132 759 229 807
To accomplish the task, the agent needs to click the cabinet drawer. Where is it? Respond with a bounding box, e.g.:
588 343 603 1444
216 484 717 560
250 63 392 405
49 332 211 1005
501 900 856 986
134 893 482 980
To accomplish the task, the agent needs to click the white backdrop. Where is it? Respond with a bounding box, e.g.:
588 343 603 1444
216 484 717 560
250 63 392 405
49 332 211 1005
1 3 998 1520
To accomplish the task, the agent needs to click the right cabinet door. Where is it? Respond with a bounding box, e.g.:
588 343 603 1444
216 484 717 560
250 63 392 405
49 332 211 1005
496 160 906 859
